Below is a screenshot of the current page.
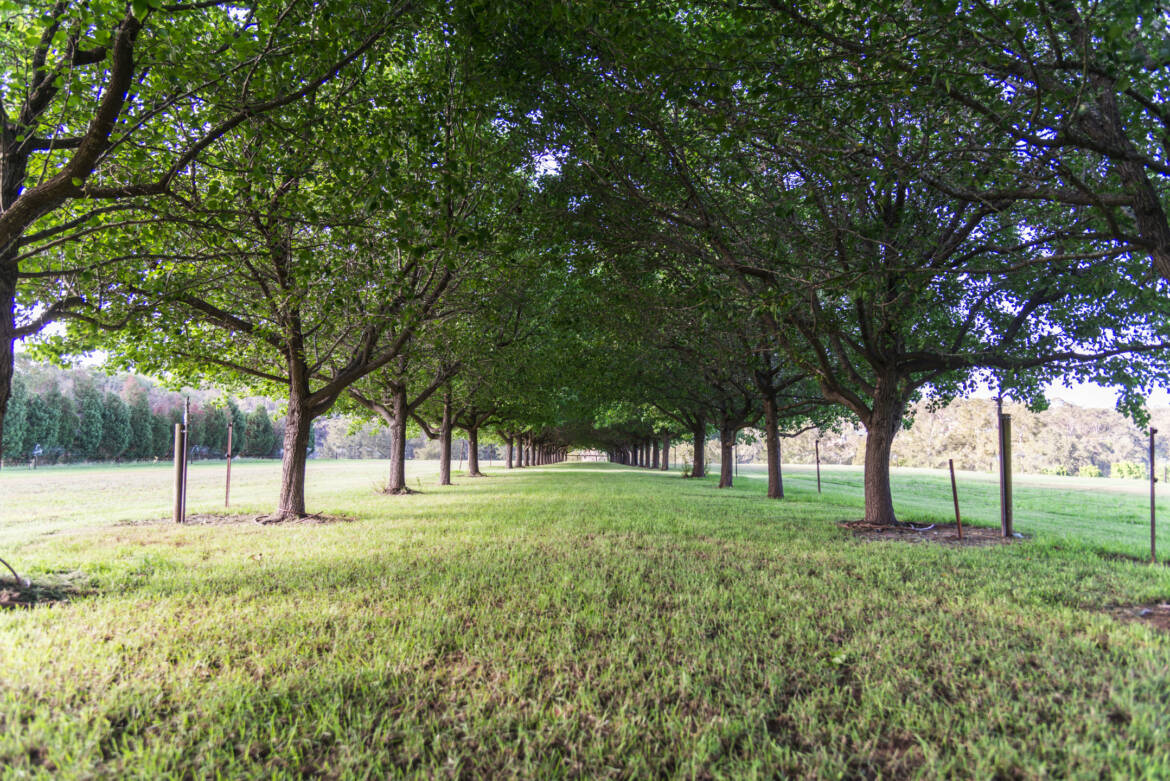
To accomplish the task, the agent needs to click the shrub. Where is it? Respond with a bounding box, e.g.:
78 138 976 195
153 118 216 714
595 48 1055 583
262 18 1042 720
1077 464 1103 478
1111 461 1146 480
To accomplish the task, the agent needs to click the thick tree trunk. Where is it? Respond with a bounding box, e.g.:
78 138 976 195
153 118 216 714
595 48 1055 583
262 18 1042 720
274 395 312 520
383 385 409 494
652 440 660 469
660 431 670 471
439 391 452 485
467 426 483 476
762 395 783 499
0 260 16 464
691 418 706 478
505 436 514 469
718 428 734 488
863 382 907 524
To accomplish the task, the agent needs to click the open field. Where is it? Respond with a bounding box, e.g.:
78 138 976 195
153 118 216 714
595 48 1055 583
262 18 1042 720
2 461 1170 777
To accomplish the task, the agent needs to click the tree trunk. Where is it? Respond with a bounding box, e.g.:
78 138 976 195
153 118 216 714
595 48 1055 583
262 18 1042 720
762 395 782 499
691 418 706 478
660 431 670 471
383 385 408 494
863 382 906 524
505 436 514 469
652 440 660 469
718 428 734 488
0 260 15 465
468 425 483 476
274 394 312 520
439 391 452 485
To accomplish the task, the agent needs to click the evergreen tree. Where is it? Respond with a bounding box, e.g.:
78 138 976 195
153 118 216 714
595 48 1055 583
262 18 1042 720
152 412 174 459
99 393 131 460
243 407 276 458
227 399 247 457
48 388 78 462
2 375 29 462
74 383 104 460
24 393 60 459
202 406 228 457
128 395 154 460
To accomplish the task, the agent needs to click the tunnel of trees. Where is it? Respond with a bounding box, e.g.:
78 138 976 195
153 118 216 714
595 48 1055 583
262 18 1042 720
4 0 1170 524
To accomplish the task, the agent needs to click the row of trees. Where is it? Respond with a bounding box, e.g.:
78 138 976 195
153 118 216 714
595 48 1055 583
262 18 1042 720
5 1 1170 523
2 376 278 464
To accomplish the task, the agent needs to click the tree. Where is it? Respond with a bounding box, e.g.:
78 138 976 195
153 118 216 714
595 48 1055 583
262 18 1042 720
151 411 173 459
99 392 129 460
127 394 153 460
226 399 246 458
1 375 29 463
0 0 419 462
47 387 78 462
73 382 104 459
524 7 1170 523
242 407 275 459
23 393 60 460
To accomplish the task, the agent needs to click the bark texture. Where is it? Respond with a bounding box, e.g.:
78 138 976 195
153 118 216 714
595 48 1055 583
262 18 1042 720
718 429 734 488
691 419 706 478
439 391 452 485
762 396 783 499
467 427 482 476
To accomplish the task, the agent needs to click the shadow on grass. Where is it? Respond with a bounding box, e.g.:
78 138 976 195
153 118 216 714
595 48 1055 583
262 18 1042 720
0 570 93 609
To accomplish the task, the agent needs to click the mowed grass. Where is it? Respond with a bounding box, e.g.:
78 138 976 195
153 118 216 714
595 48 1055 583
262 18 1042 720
1 460 1170 778
735 462 1169 560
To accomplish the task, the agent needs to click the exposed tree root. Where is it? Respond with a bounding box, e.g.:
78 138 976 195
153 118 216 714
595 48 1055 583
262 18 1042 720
380 485 418 495
254 512 355 525
0 556 28 587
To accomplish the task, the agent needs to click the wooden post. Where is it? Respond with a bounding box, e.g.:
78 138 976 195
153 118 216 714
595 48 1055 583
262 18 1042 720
815 439 822 494
181 398 190 523
1000 412 1013 537
949 458 962 540
173 423 185 524
1151 428 1158 563
225 422 233 508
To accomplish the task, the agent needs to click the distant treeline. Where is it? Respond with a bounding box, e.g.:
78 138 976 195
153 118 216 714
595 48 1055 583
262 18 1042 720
3 358 282 465
724 398 1170 479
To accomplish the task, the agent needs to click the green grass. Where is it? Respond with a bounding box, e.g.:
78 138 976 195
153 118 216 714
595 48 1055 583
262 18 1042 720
2 460 1170 777
734 462 1167 560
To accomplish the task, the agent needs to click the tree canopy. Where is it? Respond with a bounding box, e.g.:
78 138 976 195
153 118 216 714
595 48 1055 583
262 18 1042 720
6 0 1170 524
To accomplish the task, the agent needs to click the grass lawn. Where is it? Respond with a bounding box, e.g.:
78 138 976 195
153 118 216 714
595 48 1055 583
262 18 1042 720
2 459 1169 777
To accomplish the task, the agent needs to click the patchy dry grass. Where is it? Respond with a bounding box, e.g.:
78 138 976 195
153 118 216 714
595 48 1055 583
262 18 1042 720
1 460 1169 777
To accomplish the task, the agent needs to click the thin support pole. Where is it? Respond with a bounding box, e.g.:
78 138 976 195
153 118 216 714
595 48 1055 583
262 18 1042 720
173 423 184 524
1000 412 1013 537
181 398 190 523
949 458 962 540
1151 428 1158 564
815 439 822 494
225 422 233 508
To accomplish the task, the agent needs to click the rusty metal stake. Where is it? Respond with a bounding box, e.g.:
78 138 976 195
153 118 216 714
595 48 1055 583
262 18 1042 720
815 439 822 494
949 458 962 540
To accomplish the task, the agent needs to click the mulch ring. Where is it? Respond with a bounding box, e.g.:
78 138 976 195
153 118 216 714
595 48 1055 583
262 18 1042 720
121 513 357 527
840 520 1027 548
1107 602 1170 633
